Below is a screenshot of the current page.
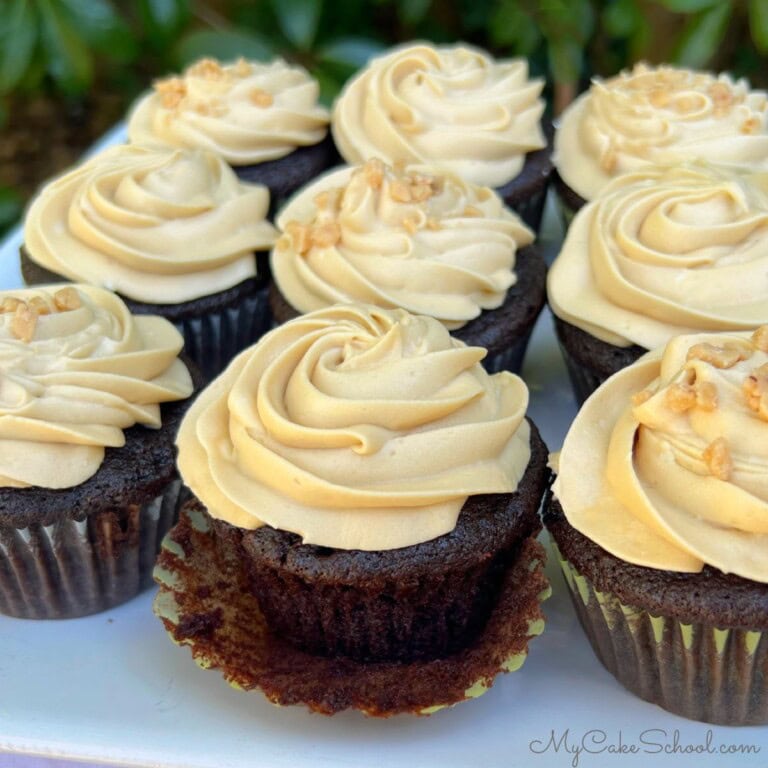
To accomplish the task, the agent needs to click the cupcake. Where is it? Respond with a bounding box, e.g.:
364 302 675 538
0 284 194 619
127 57 333 204
21 144 278 381
154 304 550 716
547 164 768 403
332 43 551 230
553 62 768 222
269 160 545 374
545 326 768 724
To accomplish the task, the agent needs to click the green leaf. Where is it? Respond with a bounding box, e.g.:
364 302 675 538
490 0 541 54
312 65 343 107
58 0 137 61
138 0 190 46
398 0 431 27
174 29 276 68
602 0 642 38
655 0 719 11
0 0 38 93
270 0 321 51
37 0 93 96
749 0 768 53
673 1 732 69
548 38 583 84
0 186 22 231
318 37 385 69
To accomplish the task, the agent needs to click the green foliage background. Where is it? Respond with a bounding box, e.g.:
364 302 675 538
0 0 767 235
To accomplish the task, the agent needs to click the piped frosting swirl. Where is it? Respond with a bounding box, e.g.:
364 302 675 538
0 284 193 489
176 304 532 551
271 160 533 329
24 144 278 303
332 43 546 188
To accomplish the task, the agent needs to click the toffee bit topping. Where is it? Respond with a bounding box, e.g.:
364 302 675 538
363 158 385 189
600 146 617 173
741 117 761 134
696 381 718 411
743 363 768 421
54 287 81 312
631 388 653 406
10 304 37 343
0 297 22 314
275 234 292 252
310 221 341 249
390 179 413 203
752 325 768 353
234 58 252 77
686 342 751 369
708 82 733 108
27 296 50 316
285 221 341 253
649 88 671 108
665 382 696 413
155 77 187 109
402 214 420 234
187 58 224 80
285 222 311 255
462 205 482 218
249 88 273 108
703 437 732 481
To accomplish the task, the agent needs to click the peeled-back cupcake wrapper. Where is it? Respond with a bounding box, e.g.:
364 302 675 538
152 503 551 717
554 547 768 726
0 479 188 620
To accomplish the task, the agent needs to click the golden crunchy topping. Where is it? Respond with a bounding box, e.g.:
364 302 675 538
275 234 292 252
665 382 696 413
743 363 768 421
53 287 81 312
708 82 733 108
155 77 187 109
0 297 22 314
631 388 653 406
687 342 751 369
695 380 718 411
600 146 617 173
649 88 671 108
741 117 761 134
285 222 311 255
310 221 341 249
27 296 50 316
462 205 482 218
402 214 420 234
313 189 341 213
752 325 768 353
363 159 385 190
187 58 224 80
234 58 252 77
249 88 273 108
10 303 37 343
703 437 732 481
390 179 413 203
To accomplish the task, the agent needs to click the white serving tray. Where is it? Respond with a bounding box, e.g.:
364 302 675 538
0 138 767 768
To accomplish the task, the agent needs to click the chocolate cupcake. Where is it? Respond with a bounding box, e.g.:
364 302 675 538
547 164 768 404
553 62 768 223
127 57 334 206
269 160 546 374
545 326 768 724
155 304 550 715
21 144 278 381
331 43 551 231
0 284 194 619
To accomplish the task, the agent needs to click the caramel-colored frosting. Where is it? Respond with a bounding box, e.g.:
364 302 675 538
271 160 533 330
177 304 532 551
24 144 278 303
555 63 768 201
0 285 193 489
553 327 768 581
548 165 768 348
127 57 329 164
332 43 546 188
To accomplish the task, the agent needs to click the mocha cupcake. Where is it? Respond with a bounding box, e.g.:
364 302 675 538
545 326 768 725
127 57 333 204
21 144 278 381
553 62 768 222
0 284 194 619
332 43 551 230
269 160 546 373
547 164 768 403
154 304 550 716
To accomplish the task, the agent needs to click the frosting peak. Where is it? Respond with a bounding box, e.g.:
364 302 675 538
271 160 533 329
177 304 532 550
0 285 193 489
554 327 768 582
127 57 330 164
332 43 546 187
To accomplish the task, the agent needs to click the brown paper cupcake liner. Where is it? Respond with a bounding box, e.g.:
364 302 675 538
153 503 551 717
554 546 768 725
0 479 189 620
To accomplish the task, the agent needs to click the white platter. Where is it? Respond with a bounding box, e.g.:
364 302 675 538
0 141 767 768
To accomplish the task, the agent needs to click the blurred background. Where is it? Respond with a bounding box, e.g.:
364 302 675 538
1 0 767 238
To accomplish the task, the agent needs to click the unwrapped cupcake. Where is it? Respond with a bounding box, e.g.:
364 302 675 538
154 304 550 716
332 42 551 230
270 159 545 373
547 164 768 403
21 144 278 380
545 326 768 724
0 284 194 619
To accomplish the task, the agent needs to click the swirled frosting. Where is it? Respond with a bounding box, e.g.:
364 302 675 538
177 304 532 550
127 57 329 164
555 63 768 200
271 160 533 330
24 144 278 303
553 327 768 582
0 284 193 489
332 43 546 188
548 165 768 348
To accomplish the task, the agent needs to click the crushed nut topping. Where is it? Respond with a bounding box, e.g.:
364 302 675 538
631 388 653 406
249 88 273 108
362 159 384 189
0 297 22 314
53 287 81 312
752 325 768 353
741 117 761 134
687 342 751 369
649 88 671 108
310 221 341 249
402 214 420 234
708 82 733 109
695 380 718 411
10 304 37 343
234 58 252 77
285 222 311 255
665 382 696 413
155 77 187 109
703 437 732 481
462 205 482 218
27 296 50 316
743 363 768 421
187 58 224 80
390 179 413 203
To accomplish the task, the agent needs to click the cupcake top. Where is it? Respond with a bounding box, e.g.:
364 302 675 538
554 63 768 201
177 304 532 551
24 144 278 304
548 164 768 349
332 43 546 188
127 57 330 164
0 284 193 489
271 159 534 329
553 326 768 582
